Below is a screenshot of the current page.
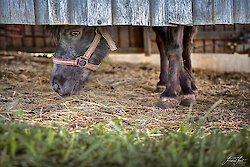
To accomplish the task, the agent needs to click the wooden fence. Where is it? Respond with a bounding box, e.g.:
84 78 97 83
0 24 249 54
0 0 249 26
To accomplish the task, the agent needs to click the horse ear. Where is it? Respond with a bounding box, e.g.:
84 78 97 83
45 25 61 35
45 26 61 44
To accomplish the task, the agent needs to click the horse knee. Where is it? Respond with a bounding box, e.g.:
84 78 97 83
166 44 182 59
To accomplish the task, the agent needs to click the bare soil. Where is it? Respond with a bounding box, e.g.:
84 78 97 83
0 53 249 132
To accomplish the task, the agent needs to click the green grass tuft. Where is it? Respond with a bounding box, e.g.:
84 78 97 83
0 105 249 167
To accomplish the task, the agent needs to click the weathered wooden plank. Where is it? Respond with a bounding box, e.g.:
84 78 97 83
234 0 250 24
119 26 130 48
143 27 151 56
129 27 143 47
112 0 131 25
9 0 36 24
87 0 112 26
193 0 213 25
1 0 250 25
35 0 49 24
214 0 234 24
167 0 192 25
150 0 170 26
131 0 150 26
69 0 88 25
0 0 11 24
195 31 243 40
48 0 69 24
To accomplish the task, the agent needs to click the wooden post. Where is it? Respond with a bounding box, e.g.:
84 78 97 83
143 27 151 56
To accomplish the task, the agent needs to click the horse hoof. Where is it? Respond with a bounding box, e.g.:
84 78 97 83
180 94 197 106
157 97 180 109
155 85 166 93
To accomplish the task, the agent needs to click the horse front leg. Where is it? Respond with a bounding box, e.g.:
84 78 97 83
155 30 168 93
179 66 197 106
154 26 184 108
182 26 198 95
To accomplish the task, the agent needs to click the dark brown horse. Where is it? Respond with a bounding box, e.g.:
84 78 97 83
49 26 197 109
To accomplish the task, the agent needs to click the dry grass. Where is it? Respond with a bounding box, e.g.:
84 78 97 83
0 52 249 132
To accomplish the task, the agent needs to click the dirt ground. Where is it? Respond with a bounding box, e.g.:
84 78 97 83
0 52 249 132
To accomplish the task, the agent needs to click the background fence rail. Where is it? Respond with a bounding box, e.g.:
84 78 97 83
0 25 249 54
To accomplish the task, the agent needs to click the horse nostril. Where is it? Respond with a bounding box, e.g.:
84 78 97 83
52 80 61 94
73 82 78 92
53 83 60 92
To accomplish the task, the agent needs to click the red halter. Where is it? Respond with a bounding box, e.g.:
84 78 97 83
52 27 117 71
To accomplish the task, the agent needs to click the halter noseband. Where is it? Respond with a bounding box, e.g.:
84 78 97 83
52 27 117 71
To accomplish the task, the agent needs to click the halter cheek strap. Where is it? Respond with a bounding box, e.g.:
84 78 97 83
52 27 117 71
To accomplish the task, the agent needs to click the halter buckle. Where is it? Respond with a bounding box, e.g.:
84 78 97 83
76 57 87 68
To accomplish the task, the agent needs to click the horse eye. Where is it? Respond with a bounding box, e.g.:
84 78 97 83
71 31 80 37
